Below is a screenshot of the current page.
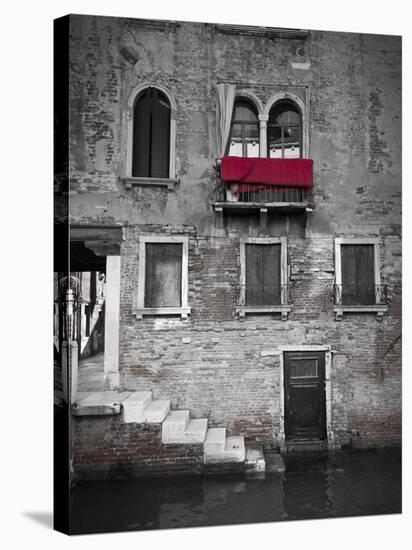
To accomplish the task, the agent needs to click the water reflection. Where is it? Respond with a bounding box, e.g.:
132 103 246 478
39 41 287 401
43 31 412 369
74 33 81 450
70 448 401 535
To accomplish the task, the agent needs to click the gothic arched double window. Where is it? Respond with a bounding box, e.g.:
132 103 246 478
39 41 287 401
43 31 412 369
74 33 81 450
227 96 303 159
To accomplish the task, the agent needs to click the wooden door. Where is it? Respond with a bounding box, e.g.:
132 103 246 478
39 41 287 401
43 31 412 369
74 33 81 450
284 351 326 440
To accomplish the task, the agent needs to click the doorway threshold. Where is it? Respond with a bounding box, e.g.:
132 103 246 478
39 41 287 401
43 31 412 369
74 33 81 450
284 439 328 453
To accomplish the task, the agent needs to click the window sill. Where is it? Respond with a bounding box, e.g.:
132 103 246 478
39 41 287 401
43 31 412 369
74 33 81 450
333 305 388 321
122 177 178 190
236 305 292 321
135 307 191 320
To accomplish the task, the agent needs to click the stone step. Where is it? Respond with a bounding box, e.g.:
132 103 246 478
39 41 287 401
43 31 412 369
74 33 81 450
121 391 152 423
72 391 132 416
162 417 208 444
184 419 208 443
161 410 190 441
144 399 171 423
204 427 226 455
224 436 245 462
204 434 245 463
285 439 328 453
245 445 266 473
264 450 285 472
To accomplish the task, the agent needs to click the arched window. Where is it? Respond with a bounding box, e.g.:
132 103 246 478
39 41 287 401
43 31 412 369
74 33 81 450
132 87 171 178
267 100 302 158
227 99 260 157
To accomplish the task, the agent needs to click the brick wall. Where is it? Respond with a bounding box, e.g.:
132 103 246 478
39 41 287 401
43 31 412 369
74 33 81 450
115 226 401 449
72 415 204 480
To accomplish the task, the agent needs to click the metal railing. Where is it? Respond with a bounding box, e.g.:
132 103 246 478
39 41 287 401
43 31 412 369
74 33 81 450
214 178 308 203
334 284 387 306
237 283 291 306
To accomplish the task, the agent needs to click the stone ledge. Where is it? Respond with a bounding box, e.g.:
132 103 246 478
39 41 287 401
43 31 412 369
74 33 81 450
333 305 388 321
236 305 292 321
264 450 285 472
135 306 192 320
245 446 266 473
204 436 245 464
72 391 132 417
121 177 178 190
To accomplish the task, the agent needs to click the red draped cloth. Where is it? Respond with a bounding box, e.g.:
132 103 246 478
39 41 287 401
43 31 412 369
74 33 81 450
221 156 313 191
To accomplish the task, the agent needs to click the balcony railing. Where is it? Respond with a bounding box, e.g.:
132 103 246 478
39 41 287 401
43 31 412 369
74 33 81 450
215 179 308 203
214 157 312 204
334 284 387 306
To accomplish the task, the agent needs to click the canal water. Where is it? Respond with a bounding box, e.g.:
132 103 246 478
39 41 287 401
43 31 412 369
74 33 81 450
70 448 401 535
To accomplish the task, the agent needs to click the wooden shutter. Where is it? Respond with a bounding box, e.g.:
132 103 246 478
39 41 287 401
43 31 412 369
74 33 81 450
341 244 375 305
145 244 182 307
355 245 375 304
263 244 281 304
132 89 152 177
150 89 171 178
246 245 262 305
341 245 357 305
245 244 281 305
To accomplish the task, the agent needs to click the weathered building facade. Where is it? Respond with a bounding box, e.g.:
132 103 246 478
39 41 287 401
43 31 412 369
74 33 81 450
56 14 401 477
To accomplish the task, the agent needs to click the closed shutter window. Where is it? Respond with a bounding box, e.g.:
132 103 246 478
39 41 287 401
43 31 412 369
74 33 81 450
245 244 281 305
341 244 375 305
145 243 182 307
132 88 171 178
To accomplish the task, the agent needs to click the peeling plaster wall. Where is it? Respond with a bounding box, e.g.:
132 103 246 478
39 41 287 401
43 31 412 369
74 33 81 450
68 17 401 237
68 15 401 449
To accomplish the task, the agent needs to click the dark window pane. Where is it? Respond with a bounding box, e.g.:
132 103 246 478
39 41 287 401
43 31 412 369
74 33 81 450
283 125 300 143
230 123 243 139
290 359 318 378
245 244 281 305
228 99 260 157
341 244 375 305
268 126 282 143
268 100 302 159
244 123 259 139
273 107 300 126
233 100 258 122
150 89 170 178
132 88 170 178
145 243 182 307
132 89 151 177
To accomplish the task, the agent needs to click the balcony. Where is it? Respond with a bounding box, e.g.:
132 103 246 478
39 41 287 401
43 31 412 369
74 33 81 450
213 157 314 227
333 284 388 321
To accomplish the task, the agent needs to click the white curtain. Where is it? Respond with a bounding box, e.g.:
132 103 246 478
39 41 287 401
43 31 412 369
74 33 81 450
216 83 236 158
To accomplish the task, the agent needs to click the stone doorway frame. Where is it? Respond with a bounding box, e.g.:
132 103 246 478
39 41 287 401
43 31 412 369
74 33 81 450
277 345 335 451
70 225 124 390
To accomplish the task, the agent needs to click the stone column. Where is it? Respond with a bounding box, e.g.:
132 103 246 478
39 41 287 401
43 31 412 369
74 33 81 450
62 340 78 404
62 287 78 404
258 114 269 158
104 255 121 389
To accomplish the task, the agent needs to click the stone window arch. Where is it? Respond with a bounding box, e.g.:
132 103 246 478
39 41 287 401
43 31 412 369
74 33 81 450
264 92 309 158
126 83 177 180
